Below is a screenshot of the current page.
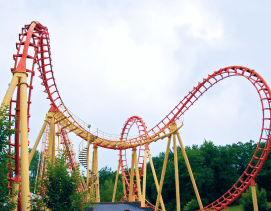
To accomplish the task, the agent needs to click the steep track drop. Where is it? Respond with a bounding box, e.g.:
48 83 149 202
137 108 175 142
6 21 271 210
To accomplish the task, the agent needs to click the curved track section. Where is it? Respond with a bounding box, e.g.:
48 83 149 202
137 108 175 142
56 124 77 172
119 116 148 201
9 22 271 209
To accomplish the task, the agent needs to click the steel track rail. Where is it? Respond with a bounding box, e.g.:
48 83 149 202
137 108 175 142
119 116 148 202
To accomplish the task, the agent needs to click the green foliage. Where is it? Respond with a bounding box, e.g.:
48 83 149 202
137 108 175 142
99 166 115 184
99 166 123 202
29 148 41 193
0 153 17 210
97 140 271 210
183 199 199 211
100 179 123 202
32 153 92 211
144 140 261 210
256 147 271 201
0 106 16 160
240 184 269 211
0 107 17 210
227 204 244 211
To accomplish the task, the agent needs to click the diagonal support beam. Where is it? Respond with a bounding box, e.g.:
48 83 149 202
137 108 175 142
134 148 142 202
155 135 172 211
176 129 203 209
173 133 180 211
29 115 49 165
147 150 165 211
112 160 121 202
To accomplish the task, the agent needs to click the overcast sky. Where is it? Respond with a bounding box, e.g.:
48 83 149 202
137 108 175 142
1 1 271 171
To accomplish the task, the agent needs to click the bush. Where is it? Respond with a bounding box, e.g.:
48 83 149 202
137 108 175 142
183 199 199 211
31 153 93 211
0 107 17 210
240 184 269 211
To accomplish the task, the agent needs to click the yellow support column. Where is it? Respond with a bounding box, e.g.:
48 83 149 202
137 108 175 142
90 147 94 200
14 22 36 211
129 148 136 202
176 131 203 209
12 182 20 210
29 115 49 164
147 150 165 211
0 73 19 110
52 117 55 162
48 117 55 161
155 135 172 211
20 73 30 210
86 143 91 202
86 144 90 187
134 148 142 202
86 143 90 189
86 125 91 195
141 147 148 207
112 161 121 202
93 143 100 202
251 180 259 211
122 172 126 199
173 133 181 211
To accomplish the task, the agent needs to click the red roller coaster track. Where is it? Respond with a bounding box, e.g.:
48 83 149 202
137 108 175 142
119 116 147 201
5 21 271 210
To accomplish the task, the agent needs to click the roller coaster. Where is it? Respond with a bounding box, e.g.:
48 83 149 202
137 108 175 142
1 21 271 211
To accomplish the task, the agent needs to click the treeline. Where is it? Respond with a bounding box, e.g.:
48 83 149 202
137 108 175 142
98 140 271 210
27 140 271 209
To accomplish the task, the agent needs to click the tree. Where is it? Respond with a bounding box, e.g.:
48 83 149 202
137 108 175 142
99 166 115 185
144 140 263 210
255 143 271 201
99 166 124 202
183 199 199 211
32 153 92 211
100 179 123 202
95 140 270 209
240 184 269 211
0 107 17 210
29 148 41 193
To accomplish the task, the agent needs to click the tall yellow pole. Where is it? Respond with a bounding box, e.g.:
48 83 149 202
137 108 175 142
86 126 91 193
251 180 259 211
90 147 94 200
86 144 90 202
122 173 126 199
112 161 121 202
173 134 181 211
15 22 36 211
0 73 19 110
93 144 100 202
147 150 165 211
48 117 55 161
52 118 55 162
86 143 90 189
134 149 142 202
29 116 49 165
176 131 203 209
20 73 30 210
129 148 136 202
155 135 171 211
12 182 20 210
141 148 148 207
